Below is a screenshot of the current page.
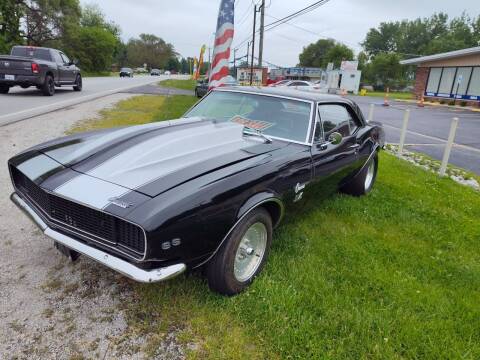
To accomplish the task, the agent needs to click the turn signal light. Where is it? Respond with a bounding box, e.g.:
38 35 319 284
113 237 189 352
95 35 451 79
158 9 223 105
31 63 40 74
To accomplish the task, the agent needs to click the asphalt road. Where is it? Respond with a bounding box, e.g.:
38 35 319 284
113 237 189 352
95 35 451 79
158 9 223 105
0 74 187 126
350 96 480 174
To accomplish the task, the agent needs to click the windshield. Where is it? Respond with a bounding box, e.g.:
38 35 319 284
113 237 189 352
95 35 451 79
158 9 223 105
121 68 131 71
184 91 312 143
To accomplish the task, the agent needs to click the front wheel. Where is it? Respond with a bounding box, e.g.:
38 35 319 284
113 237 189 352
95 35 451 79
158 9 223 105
73 74 82 91
341 153 378 196
42 75 55 96
206 208 272 296
0 85 9 94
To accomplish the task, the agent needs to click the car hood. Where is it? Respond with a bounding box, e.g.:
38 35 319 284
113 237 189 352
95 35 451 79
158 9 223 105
38 118 287 197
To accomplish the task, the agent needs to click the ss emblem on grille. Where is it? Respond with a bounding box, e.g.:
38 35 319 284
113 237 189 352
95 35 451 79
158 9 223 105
64 215 77 227
4 62 10 67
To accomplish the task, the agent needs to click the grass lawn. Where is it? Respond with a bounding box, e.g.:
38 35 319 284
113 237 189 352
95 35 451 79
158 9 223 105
74 94 479 359
363 91 413 100
82 71 116 77
159 79 197 91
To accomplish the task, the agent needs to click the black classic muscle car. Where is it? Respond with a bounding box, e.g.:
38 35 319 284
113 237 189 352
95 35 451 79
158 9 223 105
8 87 384 295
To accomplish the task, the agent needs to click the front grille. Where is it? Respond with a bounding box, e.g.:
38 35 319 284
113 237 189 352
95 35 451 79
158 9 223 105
11 166 145 257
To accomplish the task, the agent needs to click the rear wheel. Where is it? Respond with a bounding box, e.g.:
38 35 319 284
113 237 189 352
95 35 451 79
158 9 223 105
42 75 55 96
0 85 9 94
206 208 272 296
73 74 82 91
341 153 378 196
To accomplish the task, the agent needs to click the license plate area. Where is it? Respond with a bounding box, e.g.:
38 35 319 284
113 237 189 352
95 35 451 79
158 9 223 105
5 74 15 81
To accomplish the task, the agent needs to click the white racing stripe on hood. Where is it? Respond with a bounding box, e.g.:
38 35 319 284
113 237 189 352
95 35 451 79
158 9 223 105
45 122 169 165
17 154 62 182
86 122 246 190
54 174 131 210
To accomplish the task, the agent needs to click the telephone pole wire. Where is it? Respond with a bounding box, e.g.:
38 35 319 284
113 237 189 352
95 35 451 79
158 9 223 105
258 0 265 68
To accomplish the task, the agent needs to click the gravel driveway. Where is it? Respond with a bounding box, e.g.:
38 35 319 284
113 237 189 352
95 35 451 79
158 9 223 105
0 94 185 359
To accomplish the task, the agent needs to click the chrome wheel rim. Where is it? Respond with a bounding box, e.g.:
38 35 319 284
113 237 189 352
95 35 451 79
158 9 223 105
234 222 267 282
365 160 375 190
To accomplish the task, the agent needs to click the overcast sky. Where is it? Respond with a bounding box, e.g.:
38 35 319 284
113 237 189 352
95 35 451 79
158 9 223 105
80 0 479 67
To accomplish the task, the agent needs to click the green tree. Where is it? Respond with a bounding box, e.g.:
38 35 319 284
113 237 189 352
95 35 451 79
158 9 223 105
20 0 81 46
70 26 117 71
299 39 353 68
166 57 180 71
366 52 404 89
0 0 23 53
362 12 479 58
126 34 176 69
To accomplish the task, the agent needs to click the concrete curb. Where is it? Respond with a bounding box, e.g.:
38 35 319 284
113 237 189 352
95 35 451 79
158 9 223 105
395 98 480 113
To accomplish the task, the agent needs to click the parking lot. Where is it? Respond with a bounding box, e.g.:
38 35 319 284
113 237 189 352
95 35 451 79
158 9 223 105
351 96 480 174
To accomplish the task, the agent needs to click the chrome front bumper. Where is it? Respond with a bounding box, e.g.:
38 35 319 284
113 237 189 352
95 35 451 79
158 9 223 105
10 193 186 283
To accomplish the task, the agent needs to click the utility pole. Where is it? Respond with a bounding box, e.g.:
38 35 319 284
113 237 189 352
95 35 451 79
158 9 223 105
258 0 265 68
250 5 257 85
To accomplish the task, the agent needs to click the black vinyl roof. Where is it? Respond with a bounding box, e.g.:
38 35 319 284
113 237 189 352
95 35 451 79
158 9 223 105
215 86 351 103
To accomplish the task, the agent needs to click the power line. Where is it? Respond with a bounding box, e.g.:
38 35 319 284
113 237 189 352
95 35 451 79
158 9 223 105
236 1 254 26
233 0 331 50
263 0 331 32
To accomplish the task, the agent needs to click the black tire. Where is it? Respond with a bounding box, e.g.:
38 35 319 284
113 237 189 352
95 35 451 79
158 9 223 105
0 85 9 94
20 84 30 89
195 89 200 98
42 75 55 96
341 153 378 196
73 74 82 91
206 208 272 296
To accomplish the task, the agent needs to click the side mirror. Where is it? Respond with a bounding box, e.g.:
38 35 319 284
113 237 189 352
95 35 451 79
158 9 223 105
71 59 79 66
327 132 343 145
318 132 343 151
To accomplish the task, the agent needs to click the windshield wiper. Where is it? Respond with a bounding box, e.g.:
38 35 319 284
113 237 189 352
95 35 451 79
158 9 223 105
242 127 272 143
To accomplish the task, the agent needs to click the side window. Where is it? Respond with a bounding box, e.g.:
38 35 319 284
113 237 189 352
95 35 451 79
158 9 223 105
53 51 64 64
60 53 70 64
317 104 358 141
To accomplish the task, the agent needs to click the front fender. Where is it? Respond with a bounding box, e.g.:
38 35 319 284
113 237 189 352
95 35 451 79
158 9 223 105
237 192 284 228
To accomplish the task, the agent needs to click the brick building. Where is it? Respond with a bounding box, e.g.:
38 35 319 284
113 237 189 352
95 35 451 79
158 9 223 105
400 46 480 106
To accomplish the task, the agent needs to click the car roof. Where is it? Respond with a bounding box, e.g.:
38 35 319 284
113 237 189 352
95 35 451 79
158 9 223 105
215 86 347 103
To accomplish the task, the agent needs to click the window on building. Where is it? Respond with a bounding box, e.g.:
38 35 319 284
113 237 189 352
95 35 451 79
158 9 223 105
467 67 480 97
426 68 442 93
438 67 456 94
455 67 472 95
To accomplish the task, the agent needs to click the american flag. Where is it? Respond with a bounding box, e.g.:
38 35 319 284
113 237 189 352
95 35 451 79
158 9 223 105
209 0 235 89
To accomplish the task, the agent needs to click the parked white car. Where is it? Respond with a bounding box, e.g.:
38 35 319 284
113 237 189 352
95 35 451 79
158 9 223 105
272 80 313 88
